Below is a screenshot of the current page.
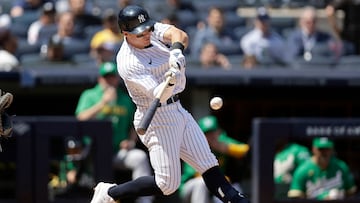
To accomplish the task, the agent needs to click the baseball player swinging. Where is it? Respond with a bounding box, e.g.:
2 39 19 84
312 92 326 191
90 5 250 203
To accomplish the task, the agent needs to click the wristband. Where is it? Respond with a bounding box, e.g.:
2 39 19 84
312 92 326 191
171 42 185 53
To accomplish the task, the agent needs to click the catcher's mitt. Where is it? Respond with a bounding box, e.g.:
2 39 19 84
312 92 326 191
0 91 14 138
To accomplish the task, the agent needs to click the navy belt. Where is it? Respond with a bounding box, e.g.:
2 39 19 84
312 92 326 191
158 94 179 107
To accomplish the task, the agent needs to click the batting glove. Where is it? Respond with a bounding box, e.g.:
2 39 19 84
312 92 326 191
169 49 186 69
165 67 180 86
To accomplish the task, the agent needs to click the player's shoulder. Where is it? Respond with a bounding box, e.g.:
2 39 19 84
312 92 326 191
294 158 315 173
331 157 351 170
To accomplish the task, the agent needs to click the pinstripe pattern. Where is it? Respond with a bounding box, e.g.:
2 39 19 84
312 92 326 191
117 22 217 195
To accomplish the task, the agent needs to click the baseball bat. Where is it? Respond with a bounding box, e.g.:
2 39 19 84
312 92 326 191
136 76 173 135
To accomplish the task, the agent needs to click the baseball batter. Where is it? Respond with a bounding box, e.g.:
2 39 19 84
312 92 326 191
90 5 249 203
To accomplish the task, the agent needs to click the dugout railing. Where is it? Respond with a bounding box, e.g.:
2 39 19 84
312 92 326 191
0 116 113 203
252 118 360 203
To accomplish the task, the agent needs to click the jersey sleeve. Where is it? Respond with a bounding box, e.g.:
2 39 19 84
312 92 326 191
288 163 307 198
295 146 311 166
338 159 357 194
75 88 99 115
153 22 172 44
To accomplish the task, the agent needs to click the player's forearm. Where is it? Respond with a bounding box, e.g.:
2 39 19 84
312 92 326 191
164 26 189 49
76 101 105 121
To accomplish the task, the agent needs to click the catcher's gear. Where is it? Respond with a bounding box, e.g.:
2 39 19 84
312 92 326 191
0 90 14 151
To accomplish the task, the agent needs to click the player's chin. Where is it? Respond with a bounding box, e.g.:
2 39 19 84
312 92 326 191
143 37 151 43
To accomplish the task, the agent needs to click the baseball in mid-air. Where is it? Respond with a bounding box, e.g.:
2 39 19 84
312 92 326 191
210 96 223 110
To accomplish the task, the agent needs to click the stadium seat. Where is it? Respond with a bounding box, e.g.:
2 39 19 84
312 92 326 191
193 0 239 13
15 39 41 58
270 17 297 37
38 25 58 45
177 10 199 30
336 55 360 69
10 22 28 39
11 11 40 28
290 56 338 69
224 11 246 28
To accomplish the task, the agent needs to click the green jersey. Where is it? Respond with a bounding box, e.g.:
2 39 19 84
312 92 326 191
75 84 135 153
274 143 311 184
288 157 357 200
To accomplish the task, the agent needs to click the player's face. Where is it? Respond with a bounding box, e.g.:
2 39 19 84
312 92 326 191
313 147 333 167
124 27 153 49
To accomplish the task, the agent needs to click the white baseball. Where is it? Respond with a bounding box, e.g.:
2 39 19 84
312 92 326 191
210 97 223 110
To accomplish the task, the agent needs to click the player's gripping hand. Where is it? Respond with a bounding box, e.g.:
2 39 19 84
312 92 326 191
165 67 180 86
169 49 186 69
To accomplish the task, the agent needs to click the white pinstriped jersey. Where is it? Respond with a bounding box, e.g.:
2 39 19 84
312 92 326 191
116 22 186 110
116 22 218 195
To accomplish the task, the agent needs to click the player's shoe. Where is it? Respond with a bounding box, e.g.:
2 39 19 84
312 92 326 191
90 182 118 203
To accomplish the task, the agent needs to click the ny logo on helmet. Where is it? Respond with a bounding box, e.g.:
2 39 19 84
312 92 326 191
138 14 146 23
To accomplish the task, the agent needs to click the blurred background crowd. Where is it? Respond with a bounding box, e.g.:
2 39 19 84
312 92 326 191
1 1 360 203
1 0 360 72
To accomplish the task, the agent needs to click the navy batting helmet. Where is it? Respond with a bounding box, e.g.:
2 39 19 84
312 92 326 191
118 5 155 34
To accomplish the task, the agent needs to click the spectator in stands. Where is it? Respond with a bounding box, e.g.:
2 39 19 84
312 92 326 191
92 41 119 65
0 26 20 71
27 1 57 45
241 55 258 69
273 139 311 198
191 6 239 59
90 8 123 64
10 0 51 18
47 11 89 59
288 137 357 200
144 0 195 22
118 0 142 9
198 42 231 70
21 34 75 65
161 12 180 27
75 62 154 203
44 35 73 63
180 115 249 203
50 11 74 43
240 7 288 68
67 0 102 38
117 0 133 9
326 0 360 55
287 6 338 62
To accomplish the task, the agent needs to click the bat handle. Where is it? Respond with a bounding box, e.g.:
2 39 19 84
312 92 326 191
136 75 173 135
136 98 160 135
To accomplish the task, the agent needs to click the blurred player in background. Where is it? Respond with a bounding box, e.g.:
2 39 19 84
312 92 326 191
273 138 311 198
288 137 357 200
180 115 250 203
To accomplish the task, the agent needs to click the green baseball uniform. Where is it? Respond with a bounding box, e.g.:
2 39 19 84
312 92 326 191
274 143 311 184
75 84 135 153
288 156 357 200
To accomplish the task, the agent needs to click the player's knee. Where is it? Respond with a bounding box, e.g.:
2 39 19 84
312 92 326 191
156 177 181 195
